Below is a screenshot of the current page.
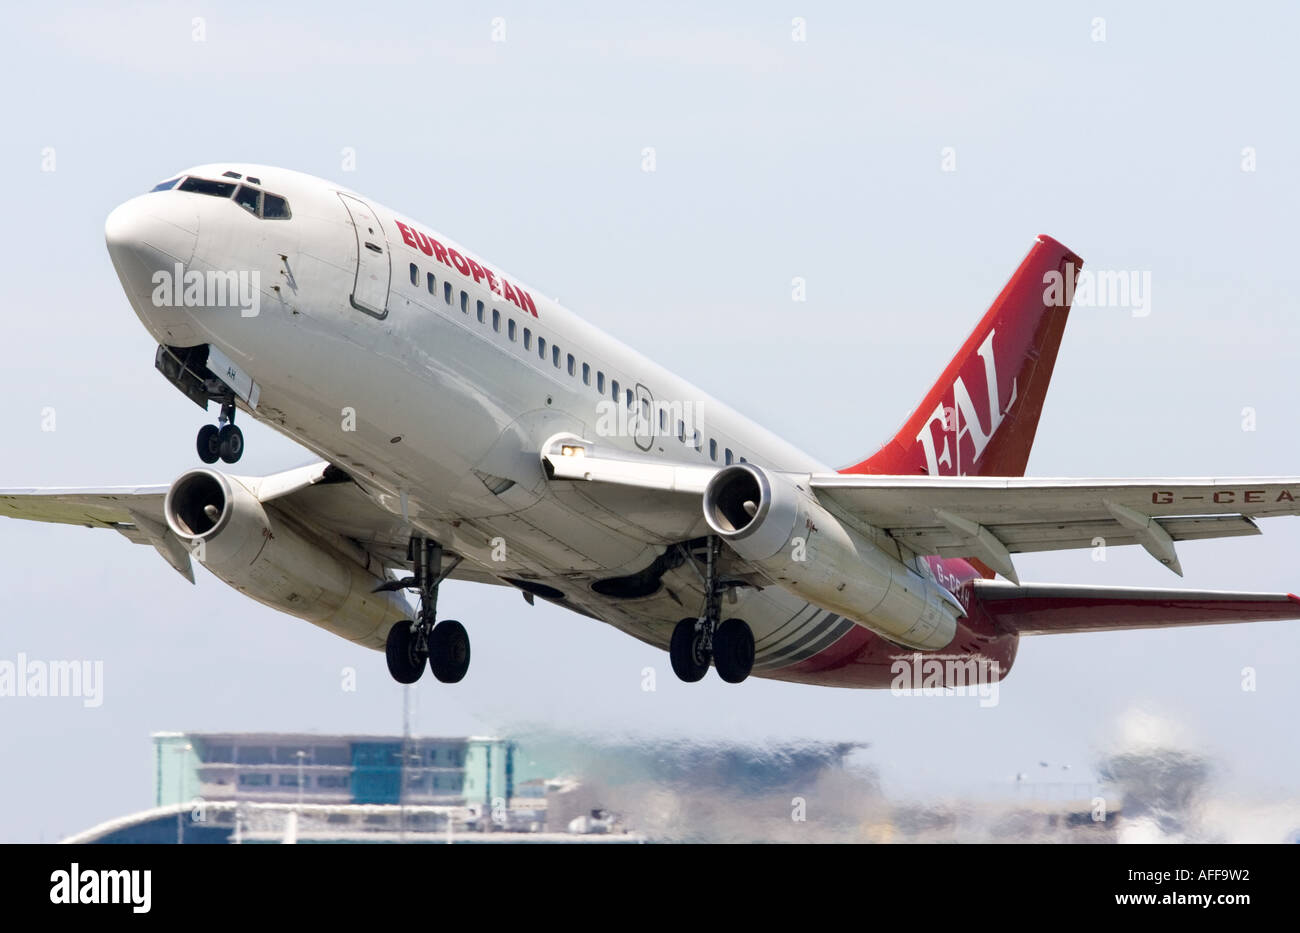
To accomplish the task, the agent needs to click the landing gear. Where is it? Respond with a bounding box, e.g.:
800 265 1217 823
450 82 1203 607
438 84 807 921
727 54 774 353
381 538 469 685
669 536 754 684
196 398 243 464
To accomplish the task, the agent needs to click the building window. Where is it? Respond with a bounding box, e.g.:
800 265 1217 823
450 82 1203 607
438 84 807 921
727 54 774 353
317 775 349 789
278 774 306 787
239 773 272 786
409 263 418 286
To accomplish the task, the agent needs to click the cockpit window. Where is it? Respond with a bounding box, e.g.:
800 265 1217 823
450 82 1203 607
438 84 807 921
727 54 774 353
150 177 181 192
262 193 290 219
234 185 261 215
222 170 243 179
178 177 237 198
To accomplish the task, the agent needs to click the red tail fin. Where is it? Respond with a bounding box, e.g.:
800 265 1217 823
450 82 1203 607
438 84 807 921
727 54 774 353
844 234 1083 478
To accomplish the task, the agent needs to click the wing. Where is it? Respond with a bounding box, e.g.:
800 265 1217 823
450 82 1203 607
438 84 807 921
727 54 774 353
810 474 1300 579
541 439 1300 581
0 483 193 581
0 464 503 588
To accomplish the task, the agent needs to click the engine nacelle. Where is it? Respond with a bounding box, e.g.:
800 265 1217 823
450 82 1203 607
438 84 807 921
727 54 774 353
163 469 407 648
702 464 961 650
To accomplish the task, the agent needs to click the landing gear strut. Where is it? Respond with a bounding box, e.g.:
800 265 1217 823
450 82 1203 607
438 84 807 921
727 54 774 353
383 538 470 685
669 537 754 684
197 397 243 465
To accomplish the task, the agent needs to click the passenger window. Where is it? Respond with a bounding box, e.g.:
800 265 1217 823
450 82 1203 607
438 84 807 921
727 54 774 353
596 371 605 393
492 309 500 332
659 409 666 431
409 263 419 286
476 301 484 322
692 430 700 450
235 185 260 214
582 363 590 385
725 448 733 465
444 282 452 304
552 346 560 367
538 337 546 359
709 439 718 461
523 328 532 350
567 354 576 376
677 421 685 442
627 389 635 409
610 379 619 401
508 318 516 340
460 291 469 314
739 456 748 463
262 193 291 219
426 272 435 294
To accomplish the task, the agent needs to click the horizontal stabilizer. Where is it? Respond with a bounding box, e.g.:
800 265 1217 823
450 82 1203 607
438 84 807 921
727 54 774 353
973 581 1300 635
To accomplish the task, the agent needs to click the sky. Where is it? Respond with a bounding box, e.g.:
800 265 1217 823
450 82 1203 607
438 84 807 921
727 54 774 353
1 1 1299 842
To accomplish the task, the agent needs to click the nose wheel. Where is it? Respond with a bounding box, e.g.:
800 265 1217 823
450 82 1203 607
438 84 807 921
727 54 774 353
381 538 470 684
196 399 243 464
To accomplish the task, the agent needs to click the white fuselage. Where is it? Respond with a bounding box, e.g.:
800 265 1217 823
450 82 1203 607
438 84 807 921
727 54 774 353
105 163 919 680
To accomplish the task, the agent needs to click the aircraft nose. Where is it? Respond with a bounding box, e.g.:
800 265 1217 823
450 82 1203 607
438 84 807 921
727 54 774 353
104 194 199 294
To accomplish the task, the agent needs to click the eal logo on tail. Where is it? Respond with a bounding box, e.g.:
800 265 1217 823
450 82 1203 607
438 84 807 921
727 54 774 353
914 330 1017 476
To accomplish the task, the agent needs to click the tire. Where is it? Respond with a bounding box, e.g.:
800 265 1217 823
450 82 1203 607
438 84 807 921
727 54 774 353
713 618 754 684
197 424 221 464
385 621 426 684
429 620 470 683
669 618 710 683
218 424 244 464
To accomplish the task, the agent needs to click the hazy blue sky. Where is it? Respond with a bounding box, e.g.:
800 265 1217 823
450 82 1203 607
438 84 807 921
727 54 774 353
2 1 1298 841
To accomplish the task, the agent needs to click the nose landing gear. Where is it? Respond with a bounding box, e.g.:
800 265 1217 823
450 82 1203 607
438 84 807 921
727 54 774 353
196 398 243 465
382 538 470 685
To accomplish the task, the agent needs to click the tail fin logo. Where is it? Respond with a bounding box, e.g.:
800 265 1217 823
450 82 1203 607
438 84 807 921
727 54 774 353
914 330 1018 476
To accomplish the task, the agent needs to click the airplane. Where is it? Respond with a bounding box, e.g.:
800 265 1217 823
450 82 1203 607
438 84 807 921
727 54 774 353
3 162 1299 690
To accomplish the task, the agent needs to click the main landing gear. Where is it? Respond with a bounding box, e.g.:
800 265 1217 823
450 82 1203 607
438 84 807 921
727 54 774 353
669 537 754 684
196 397 244 465
382 538 470 685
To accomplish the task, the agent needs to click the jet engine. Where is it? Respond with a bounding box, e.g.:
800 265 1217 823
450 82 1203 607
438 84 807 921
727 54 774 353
702 463 962 650
163 469 407 648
